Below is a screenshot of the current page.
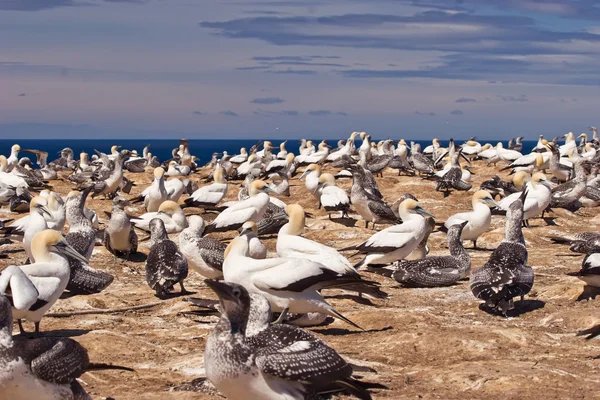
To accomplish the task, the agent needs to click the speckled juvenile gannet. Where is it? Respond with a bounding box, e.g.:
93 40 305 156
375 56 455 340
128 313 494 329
132 167 167 212
223 235 369 329
346 164 396 229
179 215 226 279
317 173 350 219
204 180 274 233
341 199 433 268
550 155 587 210
240 221 267 259
203 280 377 400
568 252 600 288
0 295 133 400
548 232 600 253
131 200 187 233
389 221 470 287
409 142 435 175
470 190 533 316
184 165 228 209
104 196 138 261
145 218 189 298
444 190 498 248
90 149 130 198
0 230 87 333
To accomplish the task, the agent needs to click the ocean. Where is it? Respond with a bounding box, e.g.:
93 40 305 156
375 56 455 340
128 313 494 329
0 139 538 166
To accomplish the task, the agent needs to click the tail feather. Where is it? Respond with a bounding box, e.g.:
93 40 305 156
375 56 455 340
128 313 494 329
334 378 373 400
87 363 135 372
353 257 367 269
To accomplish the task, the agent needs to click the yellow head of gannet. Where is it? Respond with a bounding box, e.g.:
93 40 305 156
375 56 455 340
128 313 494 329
480 144 491 151
399 199 434 218
11 144 21 153
535 154 544 169
110 145 120 154
248 153 258 163
0 155 7 170
264 141 273 150
279 141 287 151
213 166 226 184
318 141 330 150
31 229 88 264
398 139 407 146
248 180 274 196
285 153 295 164
29 196 51 218
158 200 182 215
359 132 367 140
299 163 321 179
466 140 478 147
283 203 305 236
472 190 498 208
306 140 314 147
240 221 258 237
532 172 552 190
512 171 531 190
153 167 165 179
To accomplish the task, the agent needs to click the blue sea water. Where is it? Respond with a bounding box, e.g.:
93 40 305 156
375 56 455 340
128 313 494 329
0 139 538 166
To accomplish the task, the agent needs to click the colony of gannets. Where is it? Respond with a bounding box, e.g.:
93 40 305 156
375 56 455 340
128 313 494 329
1 132 600 398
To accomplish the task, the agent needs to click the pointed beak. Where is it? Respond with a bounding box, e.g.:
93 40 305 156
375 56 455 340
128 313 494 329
263 186 277 195
483 197 500 208
57 243 88 264
415 205 434 218
239 227 252 237
299 169 310 179
38 205 52 218
204 279 240 304
460 152 471 164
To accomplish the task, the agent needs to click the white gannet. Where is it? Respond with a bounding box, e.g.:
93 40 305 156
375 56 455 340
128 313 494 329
223 234 368 328
0 156 28 188
317 173 350 219
495 142 522 163
77 151 93 172
532 135 546 151
203 280 376 400
5 190 65 237
559 132 577 157
277 204 356 277
131 200 187 233
165 160 191 177
90 149 129 198
547 143 572 182
264 153 295 177
23 196 52 262
435 151 472 194
104 196 138 261
133 167 167 212
276 140 288 159
358 132 372 163
296 141 330 165
327 131 359 161
240 221 267 259
299 163 322 198
5 144 21 172
444 190 499 248
501 153 547 175
300 140 315 156
145 218 189 298
230 147 248 164
387 221 470 287
179 215 226 279
184 165 228 209
460 140 482 158
568 252 600 288
470 190 533 316
235 153 261 178
475 144 499 166
0 230 87 333
267 172 290 197
204 180 274 233
498 172 552 225
342 199 433 268
423 138 440 155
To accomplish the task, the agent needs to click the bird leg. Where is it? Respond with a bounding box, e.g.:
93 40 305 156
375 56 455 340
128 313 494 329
179 282 191 294
17 319 26 334
472 240 477 249
34 322 40 333
272 308 289 324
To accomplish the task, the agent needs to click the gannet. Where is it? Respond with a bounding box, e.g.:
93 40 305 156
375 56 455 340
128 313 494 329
346 164 396 229
299 163 322 198
495 142 522 163
498 172 552 225
560 132 577 157
5 190 65 237
131 200 188 233
0 156 28 188
296 141 330 165
568 252 600 288
480 172 528 199
223 234 370 328
179 215 226 279
203 280 376 400
267 172 290 197
104 196 138 261
547 143 572 182
550 155 587 210
300 140 315 156
235 153 261 178
436 151 472 195
204 180 274 233
342 199 433 268
358 132 372 164
264 153 295 177
388 221 470 287
549 232 600 254
364 140 394 177
470 190 533 316
77 151 93 172
317 173 350 218
423 138 440 155
460 140 482 158
409 142 435 175
276 141 288 159
0 230 87 333
405 216 435 261
124 151 148 173
165 160 191 177
230 147 248 164
89 149 130 198
475 144 500 166
64 188 96 260
5 144 20 172
23 197 52 262
327 131 359 161
132 167 167 212
277 204 356 277
184 166 228 209
145 218 189 298
444 190 498 248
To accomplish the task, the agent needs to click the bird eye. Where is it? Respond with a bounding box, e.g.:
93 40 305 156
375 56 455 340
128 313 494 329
232 288 241 298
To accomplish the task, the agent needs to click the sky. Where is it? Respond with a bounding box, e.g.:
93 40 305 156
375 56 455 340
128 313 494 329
0 0 599 139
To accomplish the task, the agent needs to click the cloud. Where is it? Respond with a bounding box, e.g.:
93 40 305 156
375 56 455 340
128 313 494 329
336 112 348 116
497 94 529 102
192 111 203 115
219 110 239 117
450 109 464 115
250 97 285 104
265 69 317 75
18 93 26 97
308 110 332 116
254 109 299 116
0 0 144 11
415 111 436 116
455 97 476 103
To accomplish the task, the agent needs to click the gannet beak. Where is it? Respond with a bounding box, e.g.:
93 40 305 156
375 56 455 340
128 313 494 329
54 242 88 264
415 206 434 218
239 227 252 237
204 279 241 305
483 197 500 208
540 180 553 191
299 169 310 179
263 186 277 195
460 152 471 164
38 205 52 218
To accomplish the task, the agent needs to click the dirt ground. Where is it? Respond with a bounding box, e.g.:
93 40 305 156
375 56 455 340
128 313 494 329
1 159 599 400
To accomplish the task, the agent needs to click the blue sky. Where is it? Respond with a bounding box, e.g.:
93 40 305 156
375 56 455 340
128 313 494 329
1 0 599 139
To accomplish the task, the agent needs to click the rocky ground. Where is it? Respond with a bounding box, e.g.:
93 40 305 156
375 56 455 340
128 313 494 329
1 160 599 399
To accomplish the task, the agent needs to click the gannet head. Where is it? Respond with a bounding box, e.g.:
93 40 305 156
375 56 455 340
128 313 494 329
480 144 491 151
319 141 330 150
285 153 295 164
399 199 433 218
240 221 258 237
149 218 168 240
472 190 498 208
317 173 336 189
187 215 206 235
578 133 588 140
0 156 7 171
112 195 130 210
11 144 20 153
299 164 321 180
214 166 226 184
240 147 247 155
535 154 544 168
248 180 275 196
204 279 251 327
158 200 181 216
466 140 478 147
154 167 165 179
532 172 552 190
306 140 314 148
279 141 287 151
32 229 88 264
30 196 51 218
283 204 305 236
512 171 531 190
248 154 257 163
264 141 273 150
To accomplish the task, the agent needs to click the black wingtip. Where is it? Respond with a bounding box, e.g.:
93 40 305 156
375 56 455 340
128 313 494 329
87 363 135 372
